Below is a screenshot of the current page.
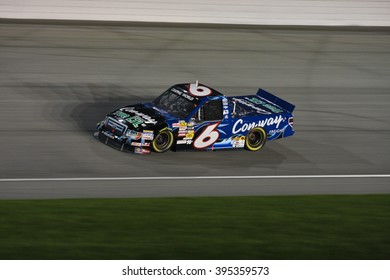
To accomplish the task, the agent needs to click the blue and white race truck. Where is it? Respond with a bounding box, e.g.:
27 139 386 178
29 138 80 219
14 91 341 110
95 82 295 154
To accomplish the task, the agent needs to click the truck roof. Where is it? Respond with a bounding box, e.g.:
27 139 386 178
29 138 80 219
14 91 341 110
173 83 224 98
173 83 294 114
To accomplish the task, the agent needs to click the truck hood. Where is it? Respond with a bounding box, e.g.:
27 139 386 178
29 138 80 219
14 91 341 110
108 103 170 131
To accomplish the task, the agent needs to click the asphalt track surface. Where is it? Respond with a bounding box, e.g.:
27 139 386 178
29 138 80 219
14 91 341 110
0 22 389 199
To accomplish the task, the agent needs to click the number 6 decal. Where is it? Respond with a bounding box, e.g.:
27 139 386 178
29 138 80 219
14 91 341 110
194 123 220 149
188 81 212 97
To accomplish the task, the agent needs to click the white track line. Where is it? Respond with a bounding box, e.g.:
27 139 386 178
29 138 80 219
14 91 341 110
0 174 389 182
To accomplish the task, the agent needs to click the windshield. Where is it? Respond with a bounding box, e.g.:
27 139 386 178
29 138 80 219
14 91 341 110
152 87 200 119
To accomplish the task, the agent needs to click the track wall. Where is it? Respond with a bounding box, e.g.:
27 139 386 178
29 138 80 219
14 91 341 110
1 0 390 26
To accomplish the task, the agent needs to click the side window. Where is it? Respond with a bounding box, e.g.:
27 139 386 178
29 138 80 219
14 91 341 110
195 100 223 122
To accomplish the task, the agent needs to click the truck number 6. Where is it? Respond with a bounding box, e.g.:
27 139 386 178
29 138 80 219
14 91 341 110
189 82 212 97
194 123 220 149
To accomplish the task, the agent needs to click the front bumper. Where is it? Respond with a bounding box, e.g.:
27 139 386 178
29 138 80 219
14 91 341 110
94 122 152 155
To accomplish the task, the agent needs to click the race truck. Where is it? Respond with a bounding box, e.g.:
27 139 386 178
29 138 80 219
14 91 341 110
94 82 295 154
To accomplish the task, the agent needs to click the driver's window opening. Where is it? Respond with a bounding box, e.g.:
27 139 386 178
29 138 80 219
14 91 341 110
196 99 223 122
152 88 200 119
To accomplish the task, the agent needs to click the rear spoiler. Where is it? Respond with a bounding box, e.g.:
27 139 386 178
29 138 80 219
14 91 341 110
256 88 295 113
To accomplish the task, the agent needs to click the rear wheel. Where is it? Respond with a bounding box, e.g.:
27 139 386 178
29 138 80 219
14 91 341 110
152 130 174 153
245 127 267 151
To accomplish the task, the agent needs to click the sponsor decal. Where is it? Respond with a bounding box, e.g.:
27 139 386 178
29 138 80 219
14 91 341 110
171 87 183 95
179 126 187 133
131 142 142 147
178 125 194 138
172 122 180 128
114 111 129 119
177 139 193 145
234 98 270 114
232 115 284 134
127 116 144 128
232 140 245 148
171 87 195 101
142 142 150 147
223 109 229 115
230 135 245 148
142 130 154 140
113 110 145 128
245 97 284 113
128 131 142 140
269 129 284 134
181 92 195 101
134 147 150 154
121 107 158 126
233 135 245 141
185 133 194 139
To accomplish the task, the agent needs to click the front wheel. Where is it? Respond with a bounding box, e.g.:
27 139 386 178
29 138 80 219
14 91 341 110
245 127 267 151
152 130 174 153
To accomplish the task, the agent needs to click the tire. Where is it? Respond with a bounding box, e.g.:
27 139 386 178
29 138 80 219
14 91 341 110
245 127 267 151
152 129 174 153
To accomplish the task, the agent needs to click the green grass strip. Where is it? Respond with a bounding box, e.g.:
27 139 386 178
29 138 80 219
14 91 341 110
0 195 389 259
